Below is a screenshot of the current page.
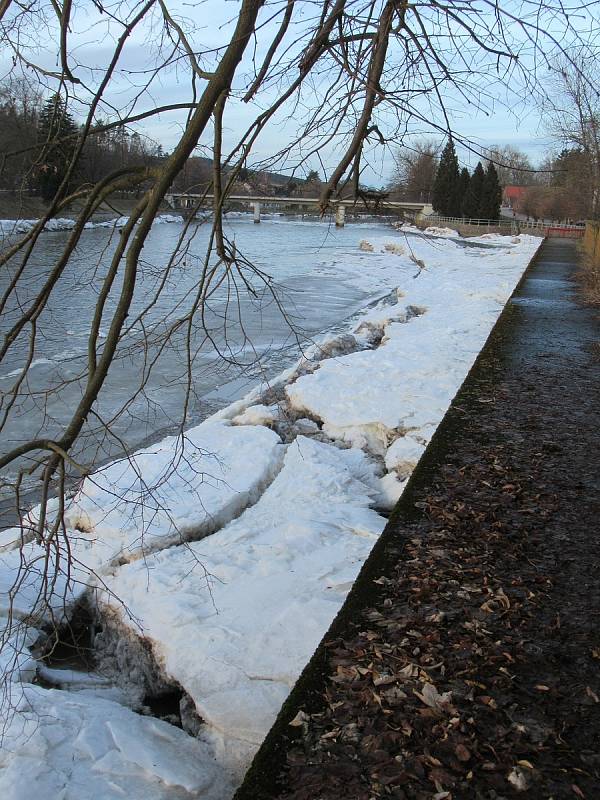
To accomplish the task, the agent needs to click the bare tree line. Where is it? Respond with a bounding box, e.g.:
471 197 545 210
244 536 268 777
0 0 598 636
389 54 599 223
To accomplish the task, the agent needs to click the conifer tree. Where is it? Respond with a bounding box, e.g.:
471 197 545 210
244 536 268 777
462 161 485 219
432 138 460 216
480 161 502 220
36 93 78 202
457 167 471 217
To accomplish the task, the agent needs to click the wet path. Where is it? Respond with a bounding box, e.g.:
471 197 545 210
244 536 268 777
234 238 600 799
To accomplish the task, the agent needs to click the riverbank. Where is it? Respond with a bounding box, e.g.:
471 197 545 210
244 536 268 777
0 228 542 799
234 238 600 800
0 193 164 221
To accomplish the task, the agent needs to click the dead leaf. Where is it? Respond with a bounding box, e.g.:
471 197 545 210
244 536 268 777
508 767 529 791
289 710 309 727
414 682 453 712
585 686 599 703
455 743 471 762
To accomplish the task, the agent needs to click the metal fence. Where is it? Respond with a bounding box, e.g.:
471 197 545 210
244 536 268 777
424 215 585 236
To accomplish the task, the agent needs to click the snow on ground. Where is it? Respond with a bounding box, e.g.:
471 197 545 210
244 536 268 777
97 436 385 786
0 228 541 798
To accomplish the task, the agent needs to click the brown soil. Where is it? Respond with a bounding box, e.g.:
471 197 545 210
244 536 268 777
235 239 600 800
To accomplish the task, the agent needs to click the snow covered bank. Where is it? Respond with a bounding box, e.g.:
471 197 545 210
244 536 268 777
96 437 384 783
0 229 541 798
0 214 181 236
283 238 526 503
0 420 282 629
64 420 283 572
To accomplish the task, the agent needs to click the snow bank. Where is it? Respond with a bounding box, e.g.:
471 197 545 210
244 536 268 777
285 233 540 501
97 436 385 785
0 420 281 632
65 419 283 572
0 684 225 800
0 213 181 236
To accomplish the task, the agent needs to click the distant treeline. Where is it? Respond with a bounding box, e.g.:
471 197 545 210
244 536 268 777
0 81 164 202
389 137 596 222
0 80 323 206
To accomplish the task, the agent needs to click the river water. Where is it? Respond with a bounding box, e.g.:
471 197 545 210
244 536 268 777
0 215 394 510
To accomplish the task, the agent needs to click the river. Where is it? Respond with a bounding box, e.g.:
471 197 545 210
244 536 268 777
0 215 395 514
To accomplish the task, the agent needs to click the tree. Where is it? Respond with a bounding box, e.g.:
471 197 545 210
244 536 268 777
35 93 78 202
480 161 502 220
462 162 485 219
487 145 537 187
543 56 600 219
433 139 460 216
390 139 439 202
0 0 597 655
457 168 471 216
0 78 42 192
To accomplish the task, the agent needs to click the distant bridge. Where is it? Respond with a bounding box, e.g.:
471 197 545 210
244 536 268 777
164 192 430 227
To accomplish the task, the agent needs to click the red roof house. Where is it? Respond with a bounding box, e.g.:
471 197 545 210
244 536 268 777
503 186 528 208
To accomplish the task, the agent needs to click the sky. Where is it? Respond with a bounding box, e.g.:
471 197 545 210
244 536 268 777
2 0 597 186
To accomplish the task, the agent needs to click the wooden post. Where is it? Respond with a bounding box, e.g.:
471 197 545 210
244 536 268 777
253 201 261 223
335 204 345 227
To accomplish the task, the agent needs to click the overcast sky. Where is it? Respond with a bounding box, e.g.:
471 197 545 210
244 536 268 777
2 0 597 185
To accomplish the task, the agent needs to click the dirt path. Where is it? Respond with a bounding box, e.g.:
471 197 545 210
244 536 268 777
235 238 600 800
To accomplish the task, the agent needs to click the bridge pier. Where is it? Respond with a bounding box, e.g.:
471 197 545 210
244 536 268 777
335 205 345 227
253 202 261 224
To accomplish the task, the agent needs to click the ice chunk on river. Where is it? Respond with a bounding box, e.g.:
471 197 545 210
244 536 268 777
0 684 222 800
0 421 282 627
65 420 283 571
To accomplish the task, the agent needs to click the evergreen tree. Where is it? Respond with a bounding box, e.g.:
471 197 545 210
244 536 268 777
457 167 471 217
480 161 502 220
432 138 460 216
36 93 78 202
461 161 485 219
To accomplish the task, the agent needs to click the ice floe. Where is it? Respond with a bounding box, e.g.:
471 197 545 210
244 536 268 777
0 684 224 800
